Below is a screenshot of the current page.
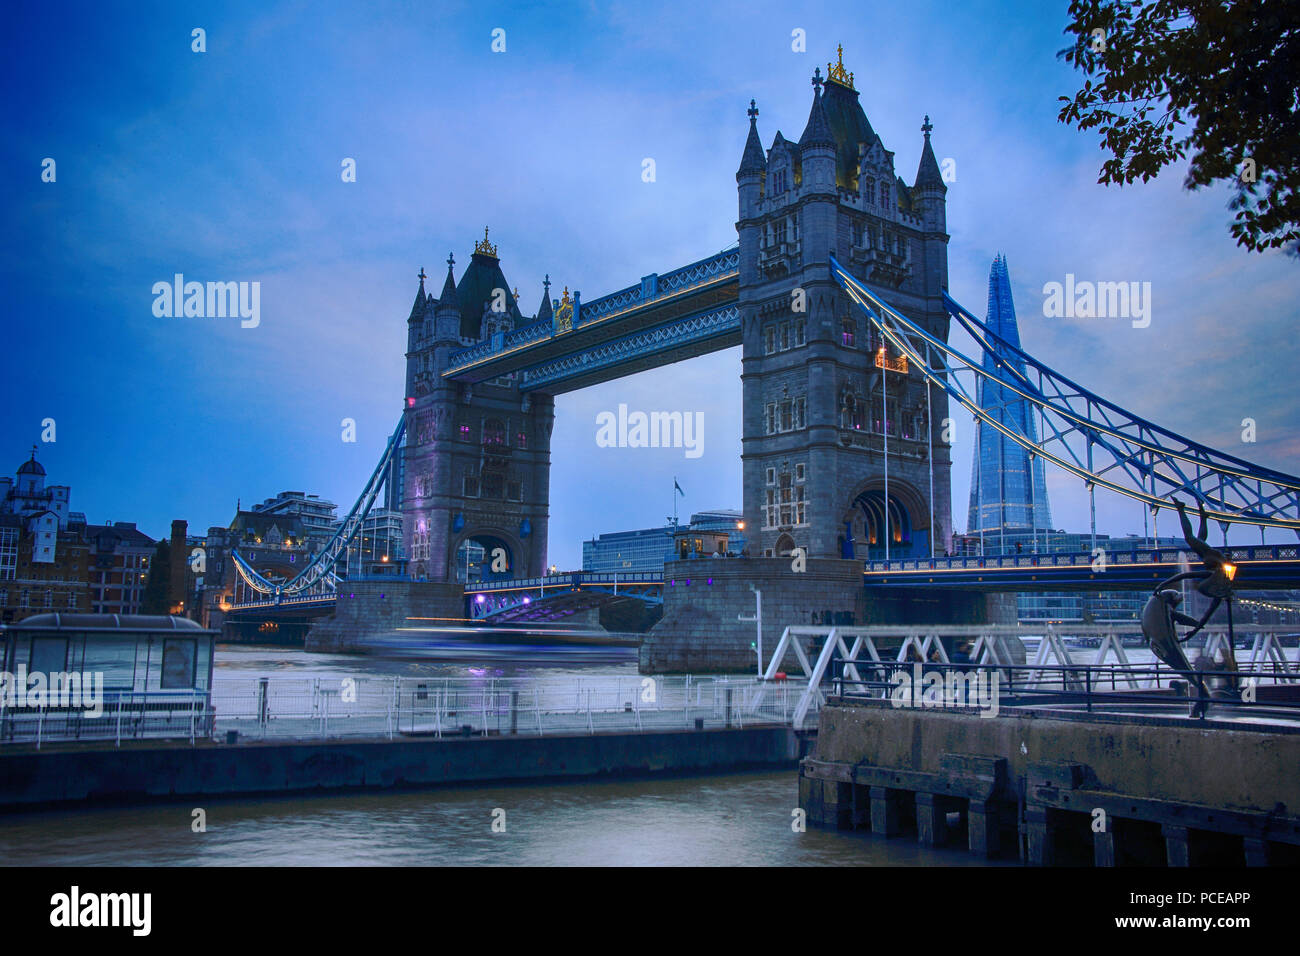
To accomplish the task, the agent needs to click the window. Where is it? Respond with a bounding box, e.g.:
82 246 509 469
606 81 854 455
841 318 855 347
851 220 864 246
765 489 777 528
160 638 197 690
0 527 16 580
765 404 776 435
864 178 875 204
481 472 504 499
795 463 806 482
482 419 506 446
516 432 527 449
780 401 793 432
67 592 76 609
459 423 471 439
765 327 775 354
463 469 479 497
793 398 806 429
766 468 775 485
879 182 890 207
30 637 67 674
794 321 805 346
780 323 790 350
773 219 788 246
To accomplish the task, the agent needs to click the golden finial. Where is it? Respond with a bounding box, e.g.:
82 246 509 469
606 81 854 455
827 44 855 90
474 227 498 258
560 285 571 306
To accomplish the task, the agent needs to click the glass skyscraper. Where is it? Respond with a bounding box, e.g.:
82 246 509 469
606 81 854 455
967 254 1052 548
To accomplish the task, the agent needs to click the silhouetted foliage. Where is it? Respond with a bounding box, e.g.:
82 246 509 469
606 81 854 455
1058 1 1300 254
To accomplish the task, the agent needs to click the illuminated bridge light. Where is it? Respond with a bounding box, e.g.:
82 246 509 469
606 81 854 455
476 595 485 604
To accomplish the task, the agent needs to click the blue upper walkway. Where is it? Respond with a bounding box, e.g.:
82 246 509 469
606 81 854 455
442 247 739 393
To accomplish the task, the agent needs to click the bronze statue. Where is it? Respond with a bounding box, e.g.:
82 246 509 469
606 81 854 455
1139 497 1241 718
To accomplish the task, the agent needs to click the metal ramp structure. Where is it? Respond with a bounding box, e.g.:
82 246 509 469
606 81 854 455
751 623 1299 727
751 624 1027 729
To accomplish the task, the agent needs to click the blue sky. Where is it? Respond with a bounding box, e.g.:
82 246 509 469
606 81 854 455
3 0 1297 567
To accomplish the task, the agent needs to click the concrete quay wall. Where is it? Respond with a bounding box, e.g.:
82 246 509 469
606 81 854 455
802 699 1300 865
0 726 801 812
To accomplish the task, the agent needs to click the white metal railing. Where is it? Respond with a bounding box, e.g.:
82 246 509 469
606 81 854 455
0 675 811 748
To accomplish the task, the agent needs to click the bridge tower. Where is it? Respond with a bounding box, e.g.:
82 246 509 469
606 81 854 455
737 48 954 562
402 231 555 585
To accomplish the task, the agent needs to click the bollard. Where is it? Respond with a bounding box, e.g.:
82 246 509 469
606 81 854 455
258 677 269 728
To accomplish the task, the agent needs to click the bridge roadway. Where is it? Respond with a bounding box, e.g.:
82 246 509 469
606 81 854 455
442 248 739 393
225 546 1300 622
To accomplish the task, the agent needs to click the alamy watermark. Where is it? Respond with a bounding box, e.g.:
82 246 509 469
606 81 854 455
152 274 260 328
0 666 104 717
1042 275 1151 328
595 403 703 459
890 663 1000 718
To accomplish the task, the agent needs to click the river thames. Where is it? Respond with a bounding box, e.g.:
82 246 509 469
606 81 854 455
0 642 1013 866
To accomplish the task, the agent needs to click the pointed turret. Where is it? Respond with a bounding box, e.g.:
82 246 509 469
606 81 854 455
799 69 837 194
915 115 946 191
408 268 428 322
433 253 462 342
737 99 766 179
798 73 835 150
736 99 766 221
537 274 553 322
438 254 458 308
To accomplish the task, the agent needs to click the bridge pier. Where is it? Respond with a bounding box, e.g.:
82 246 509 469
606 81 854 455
305 579 465 652
640 556 1017 673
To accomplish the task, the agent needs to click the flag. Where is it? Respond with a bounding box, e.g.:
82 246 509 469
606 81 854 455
674 479 684 497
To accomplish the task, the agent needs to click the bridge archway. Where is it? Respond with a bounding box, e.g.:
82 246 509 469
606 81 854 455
841 479 931 561
452 529 522 585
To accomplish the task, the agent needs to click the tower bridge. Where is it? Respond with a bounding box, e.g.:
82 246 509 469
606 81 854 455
224 49 1300 670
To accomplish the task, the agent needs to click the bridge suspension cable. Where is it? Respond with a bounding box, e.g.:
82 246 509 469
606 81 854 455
230 416 407 600
828 256 1300 534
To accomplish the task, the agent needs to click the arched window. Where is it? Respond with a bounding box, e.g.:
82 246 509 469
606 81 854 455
482 419 506 446
879 181 890 207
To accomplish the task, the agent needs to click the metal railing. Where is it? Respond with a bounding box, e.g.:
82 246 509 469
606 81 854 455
828 657 1300 722
0 674 812 748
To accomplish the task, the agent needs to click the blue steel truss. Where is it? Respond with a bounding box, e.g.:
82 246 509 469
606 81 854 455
829 255 1300 534
520 304 739 391
444 247 739 377
230 415 407 600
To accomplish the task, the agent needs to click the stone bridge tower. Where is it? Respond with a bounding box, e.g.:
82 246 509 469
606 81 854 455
737 48 953 563
401 230 555 585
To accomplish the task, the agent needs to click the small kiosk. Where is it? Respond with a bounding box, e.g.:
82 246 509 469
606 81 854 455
1 613 217 743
